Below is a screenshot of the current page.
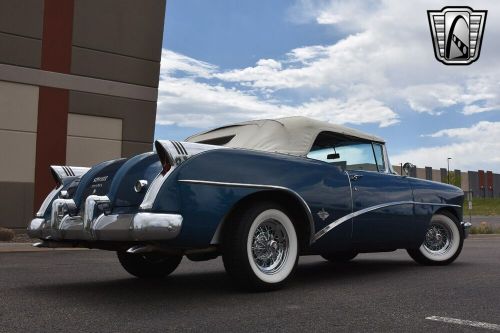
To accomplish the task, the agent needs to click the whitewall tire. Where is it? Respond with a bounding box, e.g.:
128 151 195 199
222 202 299 291
407 212 464 265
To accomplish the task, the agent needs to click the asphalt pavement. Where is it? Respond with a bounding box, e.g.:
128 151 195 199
1 237 500 332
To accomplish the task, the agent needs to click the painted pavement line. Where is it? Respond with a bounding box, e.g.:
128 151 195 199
426 316 500 331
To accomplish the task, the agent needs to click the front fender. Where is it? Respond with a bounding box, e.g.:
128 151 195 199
408 177 464 246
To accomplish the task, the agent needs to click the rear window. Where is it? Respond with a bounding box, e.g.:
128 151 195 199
196 135 235 146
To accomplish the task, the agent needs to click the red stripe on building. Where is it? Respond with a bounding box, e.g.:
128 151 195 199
41 0 74 72
34 87 70 209
34 0 74 210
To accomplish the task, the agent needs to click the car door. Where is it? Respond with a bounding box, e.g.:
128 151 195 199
347 143 414 248
311 164 354 249
306 140 354 252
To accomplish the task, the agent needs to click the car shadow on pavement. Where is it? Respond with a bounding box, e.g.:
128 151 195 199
23 256 471 305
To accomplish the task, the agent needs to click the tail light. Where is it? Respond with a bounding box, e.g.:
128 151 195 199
50 167 63 187
161 161 171 176
155 141 172 175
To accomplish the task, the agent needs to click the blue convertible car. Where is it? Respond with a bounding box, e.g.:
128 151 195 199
29 117 469 290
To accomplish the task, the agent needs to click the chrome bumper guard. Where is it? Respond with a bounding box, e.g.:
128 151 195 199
27 195 182 241
461 221 472 238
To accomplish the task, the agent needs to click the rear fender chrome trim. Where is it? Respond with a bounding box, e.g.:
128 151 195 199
50 165 90 182
313 201 462 242
178 179 316 244
140 141 225 210
36 185 63 218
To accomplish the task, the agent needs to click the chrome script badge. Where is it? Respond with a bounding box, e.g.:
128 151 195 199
427 6 487 65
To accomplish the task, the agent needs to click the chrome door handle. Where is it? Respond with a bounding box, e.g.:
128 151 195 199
350 174 363 181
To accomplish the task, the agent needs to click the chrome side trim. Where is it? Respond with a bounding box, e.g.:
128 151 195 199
313 201 413 242
415 202 461 208
178 179 316 244
313 201 462 242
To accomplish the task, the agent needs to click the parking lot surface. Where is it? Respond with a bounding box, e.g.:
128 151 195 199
1 237 499 332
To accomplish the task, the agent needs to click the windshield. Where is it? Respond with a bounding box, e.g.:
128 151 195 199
308 142 379 172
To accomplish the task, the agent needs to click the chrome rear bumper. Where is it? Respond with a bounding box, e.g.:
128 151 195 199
28 213 183 241
27 195 182 242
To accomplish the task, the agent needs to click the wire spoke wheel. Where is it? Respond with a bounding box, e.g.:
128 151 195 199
423 222 453 256
251 219 289 274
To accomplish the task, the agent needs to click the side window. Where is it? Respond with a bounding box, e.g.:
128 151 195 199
307 132 379 172
373 143 386 172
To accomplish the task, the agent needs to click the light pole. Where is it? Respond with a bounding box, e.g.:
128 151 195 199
447 157 452 184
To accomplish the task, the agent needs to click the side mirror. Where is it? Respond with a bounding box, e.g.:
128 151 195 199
327 153 340 160
402 162 415 176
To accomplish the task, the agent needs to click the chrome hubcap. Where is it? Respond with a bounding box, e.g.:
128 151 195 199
251 219 289 274
423 222 453 255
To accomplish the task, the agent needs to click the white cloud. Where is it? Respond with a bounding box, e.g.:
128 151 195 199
393 121 500 172
160 49 216 79
462 105 500 115
288 0 379 31
285 45 330 64
157 49 399 128
403 84 464 114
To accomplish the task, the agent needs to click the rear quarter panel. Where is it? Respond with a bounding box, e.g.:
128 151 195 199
151 149 352 249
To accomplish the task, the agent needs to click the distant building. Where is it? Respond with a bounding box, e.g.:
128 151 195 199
0 0 166 228
393 165 500 198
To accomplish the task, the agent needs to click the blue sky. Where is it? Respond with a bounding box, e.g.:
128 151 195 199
155 0 500 172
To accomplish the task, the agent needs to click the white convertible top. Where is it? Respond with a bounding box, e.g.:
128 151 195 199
185 116 385 156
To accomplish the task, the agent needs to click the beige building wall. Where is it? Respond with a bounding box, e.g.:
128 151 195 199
0 0 165 229
461 172 469 191
0 81 39 183
66 114 123 166
432 169 441 182
416 167 426 179
0 80 39 226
